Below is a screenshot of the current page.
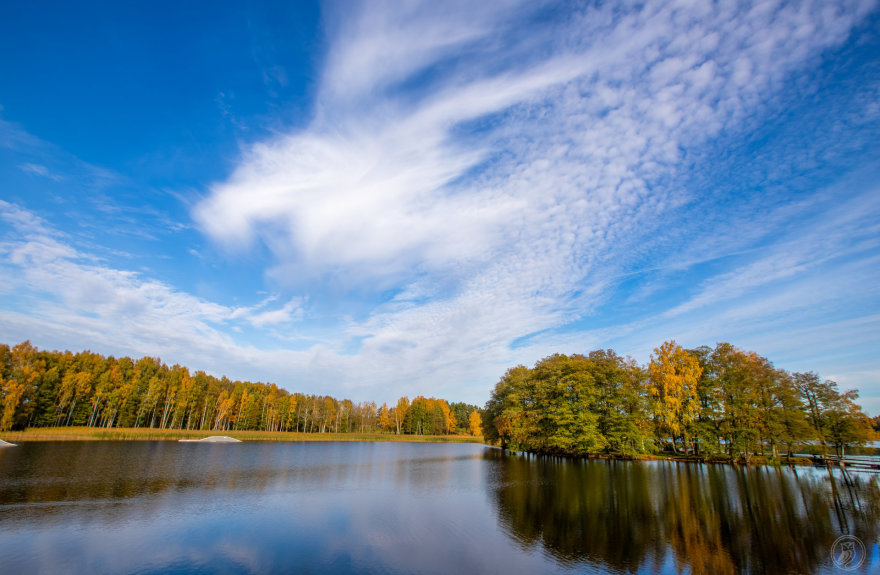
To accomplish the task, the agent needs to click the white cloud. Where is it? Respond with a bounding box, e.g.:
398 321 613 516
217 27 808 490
18 162 63 181
0 200 309 378
195 0 878 404
3 1 878 409
234 296 305 328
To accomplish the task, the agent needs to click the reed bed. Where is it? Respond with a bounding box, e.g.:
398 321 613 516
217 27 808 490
1 426 485 443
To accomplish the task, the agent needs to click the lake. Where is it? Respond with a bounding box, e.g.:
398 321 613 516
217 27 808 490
0 441 877 574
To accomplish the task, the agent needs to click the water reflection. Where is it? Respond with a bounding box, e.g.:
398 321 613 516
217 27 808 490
486 451 880 574
2 442 878 574
3 442 554 575
0 442 486 528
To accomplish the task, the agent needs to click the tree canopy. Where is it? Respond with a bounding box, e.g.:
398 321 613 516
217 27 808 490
0 341 480 436
483 341 874 460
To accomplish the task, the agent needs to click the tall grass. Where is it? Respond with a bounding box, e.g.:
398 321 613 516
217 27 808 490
1 426 485 443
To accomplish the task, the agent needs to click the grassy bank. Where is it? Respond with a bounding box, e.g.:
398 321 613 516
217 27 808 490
0 427 485 444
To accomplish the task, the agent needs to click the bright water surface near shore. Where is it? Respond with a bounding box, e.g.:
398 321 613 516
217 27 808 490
0 441 877 574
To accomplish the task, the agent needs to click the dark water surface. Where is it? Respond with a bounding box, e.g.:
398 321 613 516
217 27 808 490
0 441 877 574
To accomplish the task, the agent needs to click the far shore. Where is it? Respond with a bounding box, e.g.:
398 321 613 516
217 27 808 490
3 428 876 470
0 427 485 444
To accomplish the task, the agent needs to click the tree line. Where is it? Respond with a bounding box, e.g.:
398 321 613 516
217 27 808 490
0 341 482 436
482 341 875 460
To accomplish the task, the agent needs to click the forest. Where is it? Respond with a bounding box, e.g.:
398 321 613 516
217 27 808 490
482 341 875 460
2 339 875 460
0 341 482 436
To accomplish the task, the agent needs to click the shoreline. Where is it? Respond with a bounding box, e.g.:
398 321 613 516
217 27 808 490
500 448 880 470
3 428 875 470
0 426 485 444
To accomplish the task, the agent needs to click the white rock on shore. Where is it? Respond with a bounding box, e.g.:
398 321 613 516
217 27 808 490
179 436 242 443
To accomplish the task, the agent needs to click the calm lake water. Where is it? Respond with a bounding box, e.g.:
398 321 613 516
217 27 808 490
0 441 877 574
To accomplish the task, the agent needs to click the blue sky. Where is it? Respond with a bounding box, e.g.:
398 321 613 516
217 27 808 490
1 0 879 412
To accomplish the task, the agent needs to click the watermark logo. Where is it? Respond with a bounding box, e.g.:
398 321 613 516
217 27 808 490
830 535 866 571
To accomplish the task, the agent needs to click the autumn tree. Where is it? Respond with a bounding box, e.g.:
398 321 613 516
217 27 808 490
57 371 93 427
449 402 480 434
0 339 867 459
394 397 409 434
468 409 482 436
0 380 26 431
378 403 394 432
439 400 456 434
648 341 701 454
1 341 44 430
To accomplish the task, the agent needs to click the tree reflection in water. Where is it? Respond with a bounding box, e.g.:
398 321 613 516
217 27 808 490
486 451 879 574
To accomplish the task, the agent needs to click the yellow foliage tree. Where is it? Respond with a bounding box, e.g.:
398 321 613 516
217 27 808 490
395 396 409 434
439 400 456 434
0 380 26 431
468 410 482 436
648 340 702 454
378 403 394 432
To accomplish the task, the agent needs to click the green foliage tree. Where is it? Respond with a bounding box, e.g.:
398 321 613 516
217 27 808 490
482 342 859 460
531 354 604 455
449 401 480 434
482 365 535 450
588 350 651 456
792 372 873 457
